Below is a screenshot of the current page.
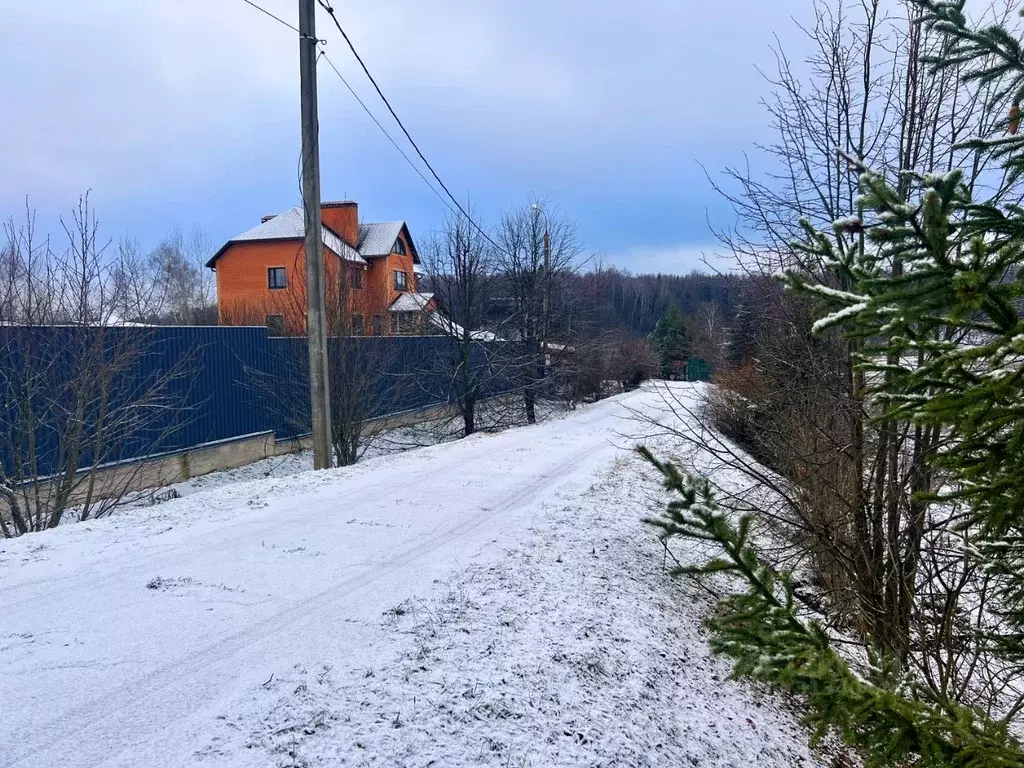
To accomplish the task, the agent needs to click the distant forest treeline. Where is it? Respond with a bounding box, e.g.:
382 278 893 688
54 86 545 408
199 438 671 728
424 268 744 341
562 268 740 336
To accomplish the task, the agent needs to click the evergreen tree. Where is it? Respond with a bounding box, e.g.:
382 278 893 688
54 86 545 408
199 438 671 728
782 0 1024 680
643 1 1024 763
652 304 691 377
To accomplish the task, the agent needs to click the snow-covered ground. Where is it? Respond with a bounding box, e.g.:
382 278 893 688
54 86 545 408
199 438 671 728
0 384 826 767
69 396 573 520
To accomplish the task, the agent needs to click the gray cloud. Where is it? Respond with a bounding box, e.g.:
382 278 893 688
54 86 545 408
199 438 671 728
1 0 810 256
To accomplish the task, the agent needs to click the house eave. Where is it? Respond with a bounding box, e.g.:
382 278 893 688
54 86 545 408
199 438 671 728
206 237 366 270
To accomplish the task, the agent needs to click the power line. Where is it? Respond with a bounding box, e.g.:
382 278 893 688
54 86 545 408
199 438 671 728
241 0 509 254
318 52 455 216
240 0 300 34
240 1 454 220
315 0 510 256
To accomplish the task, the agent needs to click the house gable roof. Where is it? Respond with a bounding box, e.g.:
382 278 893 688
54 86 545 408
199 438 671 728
389 292 434 312
206 207 366 268
357 221 420 264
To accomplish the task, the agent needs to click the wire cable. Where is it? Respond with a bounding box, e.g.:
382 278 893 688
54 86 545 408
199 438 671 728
240 0 300 34
318 52 456 216
241 0 508 253
315 0 511 255
241 0 453 219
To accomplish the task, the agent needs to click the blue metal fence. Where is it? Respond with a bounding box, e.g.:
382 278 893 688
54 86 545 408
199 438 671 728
0 327 510 477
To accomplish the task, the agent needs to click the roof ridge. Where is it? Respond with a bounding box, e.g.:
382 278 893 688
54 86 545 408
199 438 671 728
206 206 367 268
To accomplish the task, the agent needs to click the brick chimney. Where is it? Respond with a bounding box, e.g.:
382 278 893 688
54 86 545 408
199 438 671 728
320 201 359 247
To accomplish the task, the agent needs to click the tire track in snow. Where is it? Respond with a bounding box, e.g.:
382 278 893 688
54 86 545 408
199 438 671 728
2 395 626 605
5 437 612 768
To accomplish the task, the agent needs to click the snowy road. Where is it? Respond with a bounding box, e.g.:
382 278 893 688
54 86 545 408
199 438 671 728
1 385 824 767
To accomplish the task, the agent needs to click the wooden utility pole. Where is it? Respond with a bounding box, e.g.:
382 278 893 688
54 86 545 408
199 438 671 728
299 0 332 469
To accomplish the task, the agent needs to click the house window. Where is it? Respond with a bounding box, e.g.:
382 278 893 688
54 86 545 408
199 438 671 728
350 267 363 290
393 270 408 291
390 313 400 334
351 313 364 335
393 237 407 255
268 267 287 289
372 315 384 335
265 314 285 336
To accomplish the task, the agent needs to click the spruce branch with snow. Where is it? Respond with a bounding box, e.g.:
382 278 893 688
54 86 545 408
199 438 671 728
639 446 1024 767
645 2 1024 760
763 0 1024 747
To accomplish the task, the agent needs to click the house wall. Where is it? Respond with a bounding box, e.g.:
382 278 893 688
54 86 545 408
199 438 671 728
363 235 418 329
214 223 418 336
215 240 354 334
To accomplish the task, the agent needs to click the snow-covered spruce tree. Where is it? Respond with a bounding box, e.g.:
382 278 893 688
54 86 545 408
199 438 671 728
784 0 1024 686
643 1 1024 762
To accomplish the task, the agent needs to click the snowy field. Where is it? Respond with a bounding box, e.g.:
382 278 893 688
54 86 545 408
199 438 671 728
0 383 826 767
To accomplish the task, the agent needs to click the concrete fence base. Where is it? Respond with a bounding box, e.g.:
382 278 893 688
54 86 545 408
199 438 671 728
2 400 465 530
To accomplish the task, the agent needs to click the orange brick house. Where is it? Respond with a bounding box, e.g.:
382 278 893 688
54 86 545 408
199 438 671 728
207 201 434 335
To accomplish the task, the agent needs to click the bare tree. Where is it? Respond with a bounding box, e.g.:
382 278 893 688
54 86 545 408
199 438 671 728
146 226 217 325
495 200 582 423
241 254 412 466
691 301 727 370
604 332 659 392
111 236 163 323
0 196 194 537
677 0 1022 684
712 0 1015 273
423 209 504 437
323 264 410 465
101 225 217 326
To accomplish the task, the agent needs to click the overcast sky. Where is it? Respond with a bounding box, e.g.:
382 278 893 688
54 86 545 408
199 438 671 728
0 0 810 274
